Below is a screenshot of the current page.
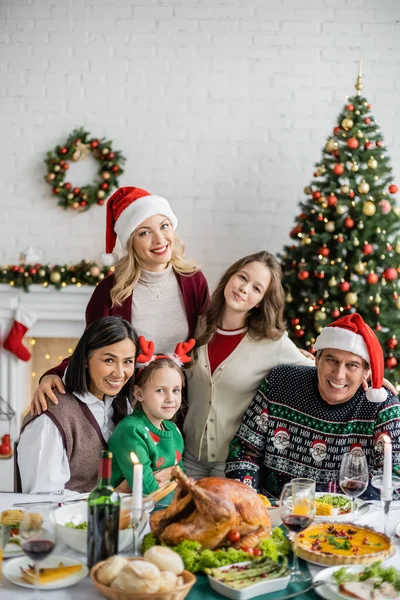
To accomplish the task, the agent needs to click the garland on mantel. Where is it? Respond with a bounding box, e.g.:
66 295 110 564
0 261 113 292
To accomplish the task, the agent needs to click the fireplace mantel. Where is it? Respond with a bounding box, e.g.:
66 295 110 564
0 284 94 491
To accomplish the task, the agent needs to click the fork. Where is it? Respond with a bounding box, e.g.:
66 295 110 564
277 580 326 600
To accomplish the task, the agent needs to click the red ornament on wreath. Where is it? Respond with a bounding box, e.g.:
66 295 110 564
333 163 345 175
385 356 397 369
362 243 373 255
383 267 398 281
44 128 126 212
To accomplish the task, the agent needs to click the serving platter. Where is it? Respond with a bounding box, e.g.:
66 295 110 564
314 493 371 522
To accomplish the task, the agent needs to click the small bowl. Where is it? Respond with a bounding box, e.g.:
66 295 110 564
90 557 196 600
54 502 132 554
208 561 290 600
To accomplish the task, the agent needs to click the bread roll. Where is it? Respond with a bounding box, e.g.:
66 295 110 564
157 571 178 592
96 555 127 586
143 546 184 575
111 560 160 593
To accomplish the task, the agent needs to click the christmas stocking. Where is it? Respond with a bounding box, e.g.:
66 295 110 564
3 308 36 361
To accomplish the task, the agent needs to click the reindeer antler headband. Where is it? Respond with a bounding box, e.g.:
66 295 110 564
135 335 195 370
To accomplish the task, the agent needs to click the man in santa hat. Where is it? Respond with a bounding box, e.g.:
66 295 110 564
226 313 400 499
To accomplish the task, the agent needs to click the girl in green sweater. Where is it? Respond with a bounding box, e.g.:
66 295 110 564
109 339 192 494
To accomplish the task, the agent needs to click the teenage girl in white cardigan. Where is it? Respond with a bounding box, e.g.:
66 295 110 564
183 250 315 479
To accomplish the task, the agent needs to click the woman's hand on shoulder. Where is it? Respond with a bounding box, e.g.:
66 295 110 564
30 375 65 415
299 348 315 361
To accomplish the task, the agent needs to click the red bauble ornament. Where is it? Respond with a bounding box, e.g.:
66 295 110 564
58 147 68 155
367 273 379 285
362 243 373 255
328 195 338 206
376 323 382 331
333 126 341 135
63 163 69 170
18 267 25 274
111 165 120 173
349 191 355 198
364 141 373 150
373 305 380 315
389 184 398 194
290 226 302 238
317 214 323 221
364 117 371 124
332 149 339 158
387 338 398 350
73 187 80 195
337 235 344 243
108 152 115 159
331 309 340 318
97 199 105 205
344 217 354 229
12 265 19 272
295 329 305 338
333 164 344 175
64 182 72 190
291 318 300 325
30 268 37 275
298 271 309 280
346 103 354 111
339 281 350 292
318 247 330 257
312 191 321 200
53 187 60 194
101 182 109 190
385 356 397 369
80 200 87 207
383 267 398 281
90 140 99 148
347 137 359 149
376 140 382 147
315 272 325 279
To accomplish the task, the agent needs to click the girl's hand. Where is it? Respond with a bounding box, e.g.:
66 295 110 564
362 376 398 396
299 348 315 361
154 467 174 486
30 375 65 415
115 479 131 493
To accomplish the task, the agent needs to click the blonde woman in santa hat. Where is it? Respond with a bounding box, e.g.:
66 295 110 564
31 186 209 413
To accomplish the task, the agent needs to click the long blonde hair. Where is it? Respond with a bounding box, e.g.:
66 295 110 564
196 251 286 349
110 229 198 306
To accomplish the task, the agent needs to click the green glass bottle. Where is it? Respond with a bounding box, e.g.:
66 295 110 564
87 450 120 569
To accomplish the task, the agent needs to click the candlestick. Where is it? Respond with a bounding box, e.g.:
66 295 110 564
130 452 143 517
382 434 392 498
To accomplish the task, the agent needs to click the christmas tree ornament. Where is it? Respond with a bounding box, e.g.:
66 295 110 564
354 262 366 275
318 246 330 257
389 184 398 194
333 126 341 135
358 181 370 194
376 140 383 147
367 272 379 284
314 310 327 321
337 234 344 243
364 117 371 124
331 308 340 318
295 329 305 337
3 308 37 361
312 190 322 199
325 221 335 232
385 356 397 369
286 293 293 303
351 163 360 172
347 137 359 149
346 103 354 111
362 201 376 216
304 186 312 195
344 217 355 228
362 243 373 255
339 281 350 292
301 236 312 245
367 157 378 169
298 270 309 280
328 277 337 287
340 185 350 194
395 298 400 310
387 337 398 350
325 138 338 152
364 140 373 150
327 194 338 206
375 293 382 304
342 118 354 130
357 130 364 138
345 292 358 305
373 305 380 315
333 163 345 175
353 237 360 246
383 267 398 281
378 199 391 214
336 205 347 216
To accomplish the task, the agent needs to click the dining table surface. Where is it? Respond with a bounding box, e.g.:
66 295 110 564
0 492 400 600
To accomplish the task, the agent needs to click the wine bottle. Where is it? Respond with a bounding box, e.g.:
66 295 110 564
87 449 120 569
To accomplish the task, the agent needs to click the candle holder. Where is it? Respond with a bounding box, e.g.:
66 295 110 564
371 475 400 536
131 508 150 556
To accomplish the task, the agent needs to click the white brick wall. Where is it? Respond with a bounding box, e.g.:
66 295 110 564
1 0 400 287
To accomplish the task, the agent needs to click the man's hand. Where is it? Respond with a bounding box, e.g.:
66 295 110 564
153 467 174 486
30 375 65 415
115 479 131 493
299 348 315 360
362 376 398 396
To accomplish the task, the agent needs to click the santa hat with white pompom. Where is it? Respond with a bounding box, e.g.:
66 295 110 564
314 313 387 403
100 186 178 266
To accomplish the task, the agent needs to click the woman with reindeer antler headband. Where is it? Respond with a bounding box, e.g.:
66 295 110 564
30 186 209 415
108 335 195 495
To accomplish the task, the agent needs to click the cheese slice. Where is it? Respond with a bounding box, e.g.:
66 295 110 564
20 562 82 585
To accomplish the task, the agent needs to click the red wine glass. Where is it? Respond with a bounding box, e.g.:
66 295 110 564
279 479 316 583
19 504 56 599
339 452 368 521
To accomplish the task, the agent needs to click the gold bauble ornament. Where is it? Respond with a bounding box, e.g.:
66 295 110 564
53 165 61 172
354 261 366 275
345 292 358 305
355 110 360 115
357 131 363 138
102 171 111 180
395 242 400 253
38 269 46 277
81 194 88 200
342 118 354 130
314 310 327 321
362 201 376 216
336 205 347 215
72 202 79 209
304 186 312 195
393 206 400 217
90 266 101 277
328 277 337 287
351 163 359 172
67 193 74 200
353 237 360 246
368 158 378 169
325 221 335 232
358 181 370 194
340 185 350 194
396 298 400 310
47 173 55 182
315 324 323 333
286 293 293 303
50 271 61 283
375 294 382 304
102 147 110 155
97 190 106 199
325 139 338 152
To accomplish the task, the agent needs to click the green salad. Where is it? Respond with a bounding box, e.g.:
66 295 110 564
142 527 291 573
316 494 351 508
64 521 88 530
333 561 400 591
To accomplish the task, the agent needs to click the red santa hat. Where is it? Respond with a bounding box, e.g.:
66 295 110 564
101 186 178 265
273 426 288 437
311 439 326 449
314 313 387 404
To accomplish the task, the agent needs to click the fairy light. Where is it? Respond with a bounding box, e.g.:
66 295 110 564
30 339 36 346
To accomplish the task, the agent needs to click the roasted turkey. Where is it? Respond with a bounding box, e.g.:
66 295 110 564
150 466 271 550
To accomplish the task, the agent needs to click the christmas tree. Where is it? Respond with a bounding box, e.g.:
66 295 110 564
280 60 400 387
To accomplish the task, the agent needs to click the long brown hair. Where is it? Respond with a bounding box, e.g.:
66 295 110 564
110 229 199 307
196 251 286 349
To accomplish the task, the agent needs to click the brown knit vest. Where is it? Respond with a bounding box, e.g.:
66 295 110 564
19 390 129 493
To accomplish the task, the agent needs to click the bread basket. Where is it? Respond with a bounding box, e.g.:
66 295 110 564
90 557 196 600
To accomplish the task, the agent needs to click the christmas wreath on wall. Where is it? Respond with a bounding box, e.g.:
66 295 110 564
44 128 126 212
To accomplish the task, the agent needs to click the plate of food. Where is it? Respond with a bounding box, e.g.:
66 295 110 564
313 562 400 600
1 508 24 558
315 493 370 521
296 522 395 567
2 554 88 589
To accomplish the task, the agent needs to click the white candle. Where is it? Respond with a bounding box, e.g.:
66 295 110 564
130 452 143 515
382 434 392 497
